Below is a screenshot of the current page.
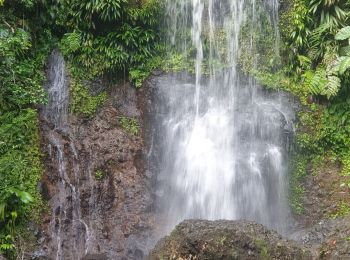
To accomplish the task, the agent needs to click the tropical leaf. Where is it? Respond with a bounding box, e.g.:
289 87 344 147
8 188 34 204
335 26 350 40
304 68 327 95
309 23 330 46
323 75 341 98
339 46 350 56
338 56 350 74
297 55 312 69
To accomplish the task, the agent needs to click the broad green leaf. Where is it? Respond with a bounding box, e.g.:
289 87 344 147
335 26 350 41
9 188 34 204
297 55 312 69
323 75 340 98
339 56 350 74
339 46 350 56
304 68 328 95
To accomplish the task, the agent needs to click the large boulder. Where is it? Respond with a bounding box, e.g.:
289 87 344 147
149 220 311 260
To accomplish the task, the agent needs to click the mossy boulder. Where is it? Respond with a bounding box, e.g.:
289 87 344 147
148 220 311 260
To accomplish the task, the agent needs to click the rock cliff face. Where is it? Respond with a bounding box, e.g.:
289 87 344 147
39 74 156 259
292 216 350 259
37 62 350 260
149 220 312 260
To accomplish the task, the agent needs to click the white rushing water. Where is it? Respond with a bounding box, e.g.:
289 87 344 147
150 0 295 236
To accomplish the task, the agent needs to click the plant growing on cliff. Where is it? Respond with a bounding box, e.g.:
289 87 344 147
95 170 105 181
331 201 350 219
69 77 108 118
119 116 140 136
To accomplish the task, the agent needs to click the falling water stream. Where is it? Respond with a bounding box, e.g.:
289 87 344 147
150 0 296 237
42 50 91 260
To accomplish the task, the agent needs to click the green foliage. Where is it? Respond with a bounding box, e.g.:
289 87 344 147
303 64 341 99
338 56 350 74
0 4 53 255
0 188 33 236
288 99 350 214
57 0 165 77
254 70 311 103
70 78 107 118
309 0 348 30
289 155 308 214
267 1 350 214
119 116 140 136
0 235 14 255
0 25 47 111
323 103 350 147
341 152 350 176
95 170 105 181
280 0 311 50
279 0 350 98
69 65 108 118
0 109 43 257
335 26 350 40
129 52 163 88
255 240 270 260
331 201 350 218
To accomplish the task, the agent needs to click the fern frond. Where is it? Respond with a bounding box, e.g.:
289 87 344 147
323 75 340 98
304 68 327 95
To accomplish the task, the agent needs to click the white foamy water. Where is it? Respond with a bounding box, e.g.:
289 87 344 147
149 0 295 236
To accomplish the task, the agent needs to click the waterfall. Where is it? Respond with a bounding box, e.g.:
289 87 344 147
150 0 295 236
42 50 90 260
42 50 69 129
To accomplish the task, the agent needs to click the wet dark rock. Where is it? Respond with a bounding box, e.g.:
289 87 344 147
31 249 48 260
292 216 350 259
149 220 312 260
38 77 156 259
82 253 108 260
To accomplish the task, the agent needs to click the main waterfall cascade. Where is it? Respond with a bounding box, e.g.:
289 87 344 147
150 0 296 237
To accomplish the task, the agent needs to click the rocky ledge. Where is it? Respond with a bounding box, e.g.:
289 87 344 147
148 220 311 260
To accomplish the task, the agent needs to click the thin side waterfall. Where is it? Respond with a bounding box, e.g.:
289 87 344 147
192 0 203 114
42 50 90 260
150 0 295 237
